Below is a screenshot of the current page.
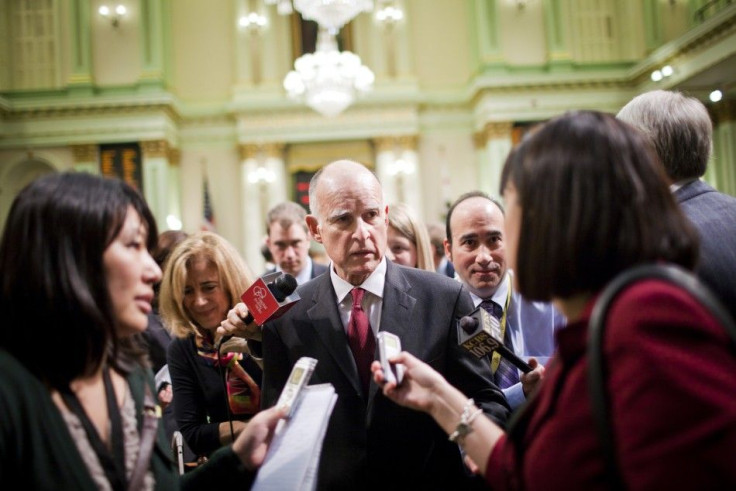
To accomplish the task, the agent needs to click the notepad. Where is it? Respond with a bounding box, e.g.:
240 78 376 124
252 383 338 491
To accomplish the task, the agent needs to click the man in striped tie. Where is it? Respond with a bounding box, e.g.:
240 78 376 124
444 191 565 409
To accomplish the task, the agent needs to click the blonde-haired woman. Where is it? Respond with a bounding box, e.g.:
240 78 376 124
387 202 435 271
159 231 262 460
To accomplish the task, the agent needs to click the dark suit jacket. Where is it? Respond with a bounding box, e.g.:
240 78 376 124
675 180 736 322
262 261 510 490
264 260 328 282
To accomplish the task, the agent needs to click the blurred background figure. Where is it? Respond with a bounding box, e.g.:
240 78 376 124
386 202 435 271
617 89 736 323
159 231 262 460
142 229 192 461
264 201 327 284
144 229 189 374
427 221 456 278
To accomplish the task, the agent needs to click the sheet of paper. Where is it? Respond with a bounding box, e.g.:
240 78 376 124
252 384 337 491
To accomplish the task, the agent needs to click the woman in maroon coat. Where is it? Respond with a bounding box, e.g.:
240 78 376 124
372 111 736 490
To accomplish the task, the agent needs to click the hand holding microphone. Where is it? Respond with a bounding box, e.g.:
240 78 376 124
217 273 299 350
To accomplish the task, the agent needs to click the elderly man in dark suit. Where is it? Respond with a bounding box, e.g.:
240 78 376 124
260 160 509 490
263 200 328 285
618 90 736 322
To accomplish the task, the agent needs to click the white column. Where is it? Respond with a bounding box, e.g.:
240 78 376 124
167 148 183 230
240 145 266 274
263 143 288 210
396 135 422 217
480 123 513 199
374 137 398 205
373 135 421 214
141 140 171 232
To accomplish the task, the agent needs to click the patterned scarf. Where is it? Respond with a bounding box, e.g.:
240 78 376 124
194 329 260 416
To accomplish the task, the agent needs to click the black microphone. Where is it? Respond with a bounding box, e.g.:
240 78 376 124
457 315 532 374
216 273 299 350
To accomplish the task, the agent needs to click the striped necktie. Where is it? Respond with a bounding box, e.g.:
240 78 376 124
480 299 519 389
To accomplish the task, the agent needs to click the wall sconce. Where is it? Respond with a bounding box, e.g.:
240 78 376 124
238 11 268 32
375 2 404 26
651 64 674 82
709 89 723 103
247 166 276 185
99 4 127 28
386 158 415 176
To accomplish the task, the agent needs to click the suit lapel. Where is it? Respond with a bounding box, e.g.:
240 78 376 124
306 275 364 396
368 263 416 402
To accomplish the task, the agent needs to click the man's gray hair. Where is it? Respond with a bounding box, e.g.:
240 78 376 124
616 90 712 181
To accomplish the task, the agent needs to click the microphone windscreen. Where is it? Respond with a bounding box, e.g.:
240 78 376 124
272 273 298 301
459 316 478 334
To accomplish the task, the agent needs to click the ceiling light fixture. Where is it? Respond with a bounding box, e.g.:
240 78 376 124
709 89 723 103
294 0 373 32
283 27 375 117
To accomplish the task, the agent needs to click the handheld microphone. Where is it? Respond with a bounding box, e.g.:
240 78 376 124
216 272 299 350
457 312 532 374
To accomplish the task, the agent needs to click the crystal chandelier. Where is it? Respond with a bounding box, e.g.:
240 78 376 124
283 27 375 117
293 0 373 32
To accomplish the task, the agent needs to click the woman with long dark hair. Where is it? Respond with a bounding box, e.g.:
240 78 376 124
0 172 282 489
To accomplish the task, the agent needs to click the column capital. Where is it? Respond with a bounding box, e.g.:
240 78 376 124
263 142 285 158
71 144 97 163
483 122 513 141
168 147 181 167
141 140 169 159
372 135 419 153
239 143 286 161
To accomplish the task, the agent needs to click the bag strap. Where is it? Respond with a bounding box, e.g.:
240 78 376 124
127 383 159 491
587 263 736 490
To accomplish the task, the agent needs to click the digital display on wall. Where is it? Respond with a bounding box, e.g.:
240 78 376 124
99 143 143 192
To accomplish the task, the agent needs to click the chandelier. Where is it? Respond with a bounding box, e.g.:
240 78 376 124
283 26 374 117
293 0 373 32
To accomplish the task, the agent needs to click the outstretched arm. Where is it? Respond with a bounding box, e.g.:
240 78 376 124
372 351 505 477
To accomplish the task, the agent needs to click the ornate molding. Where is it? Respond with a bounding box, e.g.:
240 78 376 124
168 147 181 167
372 134 419 153
482 122 513 141
239 143 285 161
71 144 97 163
141 140 169 159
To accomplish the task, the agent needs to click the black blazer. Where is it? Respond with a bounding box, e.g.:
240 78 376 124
262 261 510 490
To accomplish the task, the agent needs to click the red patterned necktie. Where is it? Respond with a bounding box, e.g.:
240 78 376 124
347 288 375 395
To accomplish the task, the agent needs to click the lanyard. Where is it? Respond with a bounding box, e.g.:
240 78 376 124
490 275 513 374
62 368 127 491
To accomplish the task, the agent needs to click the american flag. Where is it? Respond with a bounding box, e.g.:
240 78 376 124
202 175 216 231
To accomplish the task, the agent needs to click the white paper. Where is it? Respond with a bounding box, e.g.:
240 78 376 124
252 384 337 491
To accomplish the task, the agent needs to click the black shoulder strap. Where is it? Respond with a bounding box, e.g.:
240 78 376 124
587 263 736 490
